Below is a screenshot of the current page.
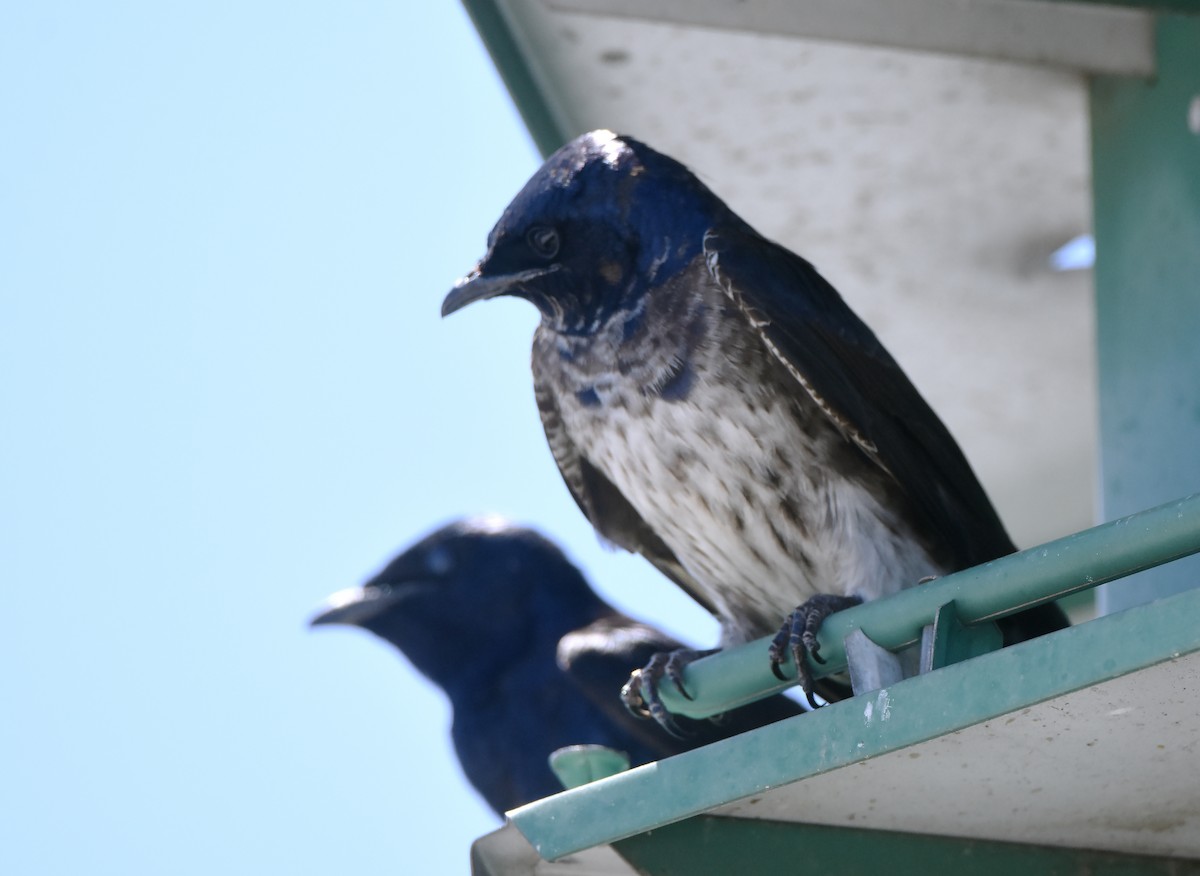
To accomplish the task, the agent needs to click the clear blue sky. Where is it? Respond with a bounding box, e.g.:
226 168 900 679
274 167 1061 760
0 4 716 874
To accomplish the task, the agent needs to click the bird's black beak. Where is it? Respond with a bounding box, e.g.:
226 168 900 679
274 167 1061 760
441 264 559 317
309 586 394 628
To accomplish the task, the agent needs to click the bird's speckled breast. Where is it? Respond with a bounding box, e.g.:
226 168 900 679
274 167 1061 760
533 260 944 646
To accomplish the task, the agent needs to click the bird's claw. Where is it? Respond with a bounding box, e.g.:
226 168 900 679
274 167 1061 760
620 648 718 739
620 669 652 718
768 594 863 708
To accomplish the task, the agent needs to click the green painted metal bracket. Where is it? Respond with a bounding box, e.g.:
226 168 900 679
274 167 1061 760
613 816 1197 876
548 745 630 790
509 583 1200 860
653 492 1200 720
920 600 1003 673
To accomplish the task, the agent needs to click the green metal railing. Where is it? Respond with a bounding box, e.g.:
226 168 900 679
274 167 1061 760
510 495 1200 861
656 492 1200 719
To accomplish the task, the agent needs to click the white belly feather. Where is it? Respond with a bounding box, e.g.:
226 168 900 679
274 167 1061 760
568 377 944 646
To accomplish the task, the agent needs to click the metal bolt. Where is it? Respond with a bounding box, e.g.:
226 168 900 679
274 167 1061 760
1189 95 1200 136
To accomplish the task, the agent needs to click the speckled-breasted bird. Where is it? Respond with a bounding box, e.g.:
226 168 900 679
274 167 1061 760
441 131 1067 722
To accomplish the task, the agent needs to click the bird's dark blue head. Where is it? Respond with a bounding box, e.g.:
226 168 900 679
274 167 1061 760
442 130 724 334
310 517 610 696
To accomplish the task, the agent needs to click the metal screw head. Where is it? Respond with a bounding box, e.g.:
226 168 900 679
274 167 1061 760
1189 95 1200 136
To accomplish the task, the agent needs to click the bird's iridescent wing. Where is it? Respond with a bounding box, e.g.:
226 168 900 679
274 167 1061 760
703 224 1015 570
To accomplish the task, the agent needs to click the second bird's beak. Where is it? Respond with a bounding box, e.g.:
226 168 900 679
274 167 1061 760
441 264 558 317
309 586 393 628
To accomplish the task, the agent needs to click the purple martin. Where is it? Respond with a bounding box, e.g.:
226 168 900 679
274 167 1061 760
441 131 1068 719
310 518 803 814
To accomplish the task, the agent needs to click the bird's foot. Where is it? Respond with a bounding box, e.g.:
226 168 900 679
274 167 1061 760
768 594 863 707
621 648 720 738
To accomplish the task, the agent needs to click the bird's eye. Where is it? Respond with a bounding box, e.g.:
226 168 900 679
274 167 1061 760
525 225 560 260
425 547 454 577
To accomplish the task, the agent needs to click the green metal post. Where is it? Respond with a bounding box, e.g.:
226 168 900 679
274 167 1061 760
1091 14 1200 614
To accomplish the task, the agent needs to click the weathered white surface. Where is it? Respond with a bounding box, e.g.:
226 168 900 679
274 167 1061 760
553 0 1154 75
715 648 1200 859
473 825 635 876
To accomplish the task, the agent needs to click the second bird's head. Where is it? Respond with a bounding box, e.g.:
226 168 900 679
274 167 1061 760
442 130 723 334
310 517 606 691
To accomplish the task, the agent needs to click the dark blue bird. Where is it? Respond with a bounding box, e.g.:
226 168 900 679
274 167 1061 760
441 131 1068 721
309 517 804 814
